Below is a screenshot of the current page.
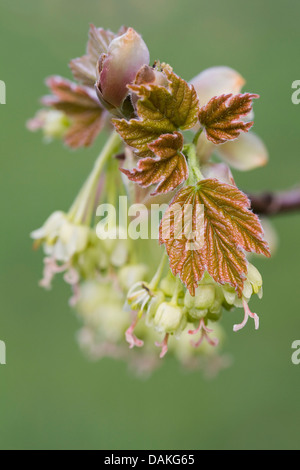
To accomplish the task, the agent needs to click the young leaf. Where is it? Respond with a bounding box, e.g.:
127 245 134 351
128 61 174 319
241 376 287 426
130 66 200 130
42 76 105 148
198 93 259 145
70 25 121 87
160 186 207 295
112 117 163 158
120 132 188 195
160 178 270 296
112 66 200 157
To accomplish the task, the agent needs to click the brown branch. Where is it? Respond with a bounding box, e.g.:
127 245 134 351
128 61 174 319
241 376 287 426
248 187 300 216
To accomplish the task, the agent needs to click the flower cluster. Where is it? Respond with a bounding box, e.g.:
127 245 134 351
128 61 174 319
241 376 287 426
28 25 271 377
125 256 263 358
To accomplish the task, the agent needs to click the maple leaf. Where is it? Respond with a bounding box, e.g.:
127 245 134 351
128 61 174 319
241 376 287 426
120 132 188 195
198 93 259 145
159 178 270 296
112 66 200 157
42 76 105 148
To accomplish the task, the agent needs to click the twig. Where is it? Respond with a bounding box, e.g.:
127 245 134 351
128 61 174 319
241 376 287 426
248 187 300 216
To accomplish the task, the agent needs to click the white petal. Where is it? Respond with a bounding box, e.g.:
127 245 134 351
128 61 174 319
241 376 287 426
260 218 279 256
196 131 215 163
43 211 66 235
60 222 89 259
242 280 253 300
53 239 69 262
72 225 90 253
216 132 269 171
190 66 245 106
30 211 66 240
201 162 235 185
30 227 46 240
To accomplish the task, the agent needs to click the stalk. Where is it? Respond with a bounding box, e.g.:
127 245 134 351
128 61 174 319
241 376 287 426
68 131 122 225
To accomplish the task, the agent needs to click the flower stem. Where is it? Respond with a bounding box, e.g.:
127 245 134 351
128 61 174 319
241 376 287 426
192 127 204 146
170 276 181 305
184 143 203 185
69 131 122 225
150 251 168 290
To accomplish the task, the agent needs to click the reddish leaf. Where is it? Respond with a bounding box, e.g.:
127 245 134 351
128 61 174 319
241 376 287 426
121 132 188 195
160 178 270 296
198 93 259 144
42 76 105 148
113 65 200 157
69 25 119 87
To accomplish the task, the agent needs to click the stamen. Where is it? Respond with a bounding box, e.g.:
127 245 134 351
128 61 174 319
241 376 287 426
233 299 260 332
69 283 80 307
125 316 144 349
155 333 169 359
64 268 81 306
189 318 219 348
127 282 145 299
139 293 150 316
39 257 68 289
188 319 203 335
127 289 146 302
127 281 152 316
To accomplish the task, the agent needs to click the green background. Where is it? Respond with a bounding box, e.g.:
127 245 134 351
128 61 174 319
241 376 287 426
0 0 299 450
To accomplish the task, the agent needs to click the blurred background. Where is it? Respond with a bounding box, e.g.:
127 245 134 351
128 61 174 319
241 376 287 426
0 0 299 450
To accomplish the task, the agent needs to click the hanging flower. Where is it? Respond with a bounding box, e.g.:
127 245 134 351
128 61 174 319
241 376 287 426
31 211 90 263
27 109 71 141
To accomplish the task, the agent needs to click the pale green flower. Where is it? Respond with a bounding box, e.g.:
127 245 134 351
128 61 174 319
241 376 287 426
153 302 187 336
27 109 70 141
31 211 90 263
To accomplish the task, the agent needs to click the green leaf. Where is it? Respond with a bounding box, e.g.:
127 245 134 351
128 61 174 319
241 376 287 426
113 65 200 157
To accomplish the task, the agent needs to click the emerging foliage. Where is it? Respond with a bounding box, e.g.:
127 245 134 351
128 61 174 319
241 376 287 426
198 93 259 144
42 76 105 148
113 66 200 157
160 178 270 296
120 132 188 195
70 25 119 87
29 23 273 369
